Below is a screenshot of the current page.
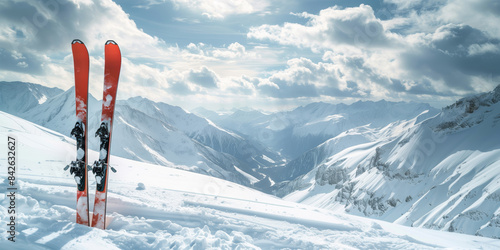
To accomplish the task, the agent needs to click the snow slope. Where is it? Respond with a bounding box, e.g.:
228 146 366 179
2 111 500 249
283 85 500 238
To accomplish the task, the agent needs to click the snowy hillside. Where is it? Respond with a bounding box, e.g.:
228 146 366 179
2 110 500 249
0 82 282 187
283 85 500 238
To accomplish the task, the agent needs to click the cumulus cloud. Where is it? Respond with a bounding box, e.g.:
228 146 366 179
248 4 400 51
248 2 500 101
439 0 500 39
468 43 500 56
225 75 257 95
0 0 277 102
188 66 219 88
176 0 269 19
2 0 499 110
0 0 163 55
212 42 247 59
398 24 500 92
0 49 42 74
0 0 169 93
255 57 365 99
142 0 270 19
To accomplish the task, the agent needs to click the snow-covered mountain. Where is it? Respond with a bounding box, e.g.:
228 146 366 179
0 81 63 115
269 111 433 185
0 81 282 186
124 97 283 174
282 85 500 238
1 81 440 192
2 110 500 249
195 101 439 160
195 100 439 192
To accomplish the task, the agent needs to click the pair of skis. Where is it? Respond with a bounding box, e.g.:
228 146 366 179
65 39 121 229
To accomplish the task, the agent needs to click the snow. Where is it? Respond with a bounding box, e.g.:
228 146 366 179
74 176 81 185
93 192 107 229
104 94 113 107
2 111 500 249
76 195 89 224
96 176 102 185
99 149 107 159
38 95 47 104
262 154 275 163
233 166 259 184
77 148 85 159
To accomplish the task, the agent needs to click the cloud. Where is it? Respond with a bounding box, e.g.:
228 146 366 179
468 43 500 56
142 66 222 96
248 4 400 51
140 0 270 19
187 66 219 88
186 42 249 60
248 3 500 101
0 0 277 101
0 49 43 74
2 0 499 111
255 57 365 99
439 0 500 39
0 0 166 59
0 0 171 94
430 24 491 56
212 42 246 59
397 24 500 92
225 75 257 95
175 42 283 80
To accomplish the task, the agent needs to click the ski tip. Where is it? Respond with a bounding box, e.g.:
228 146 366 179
72 39 84 45
105 40 118 45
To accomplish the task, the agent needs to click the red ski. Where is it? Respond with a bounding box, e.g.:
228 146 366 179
92 40 121 229
65 39 90 226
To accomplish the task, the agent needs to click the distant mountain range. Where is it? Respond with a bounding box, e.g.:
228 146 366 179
1 81 436 192
3 80 500 238
194 98 439 191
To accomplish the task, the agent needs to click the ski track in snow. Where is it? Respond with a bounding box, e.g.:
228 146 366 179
1 111 500 249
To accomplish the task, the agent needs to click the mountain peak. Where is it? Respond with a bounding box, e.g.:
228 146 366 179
0 81 64 115
444 84 500 112
494 84 500 93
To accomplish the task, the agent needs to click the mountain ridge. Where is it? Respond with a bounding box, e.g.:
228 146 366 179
282 84 500 238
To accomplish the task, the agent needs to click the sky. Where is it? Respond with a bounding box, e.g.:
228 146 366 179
0 0 499 111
